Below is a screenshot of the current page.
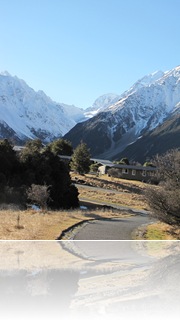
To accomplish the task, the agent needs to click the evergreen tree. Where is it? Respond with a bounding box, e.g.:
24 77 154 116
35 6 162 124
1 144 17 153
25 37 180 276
19 142 79 209
0 139 25 206
0 139 18 181
0 138 79 209
48 138 73 156
71 142 91 174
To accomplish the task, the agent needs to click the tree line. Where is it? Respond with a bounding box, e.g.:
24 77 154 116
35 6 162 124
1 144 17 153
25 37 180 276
0 138 80 210
0 137 179 228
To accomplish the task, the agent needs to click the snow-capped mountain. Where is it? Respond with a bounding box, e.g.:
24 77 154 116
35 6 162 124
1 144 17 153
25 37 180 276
0 72 85 143
64 66 180 160
0 72 121 143
1 66 180 159
84 93 121 118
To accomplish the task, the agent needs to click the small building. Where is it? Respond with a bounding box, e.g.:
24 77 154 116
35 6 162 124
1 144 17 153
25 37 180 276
58 155 157 182
98 163 157 182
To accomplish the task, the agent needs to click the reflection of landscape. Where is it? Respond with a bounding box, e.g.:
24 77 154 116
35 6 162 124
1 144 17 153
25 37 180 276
0 241 179 320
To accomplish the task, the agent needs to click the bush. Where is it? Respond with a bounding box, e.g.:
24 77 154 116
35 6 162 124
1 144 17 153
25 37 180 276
116 157 129 165
146 149 180 226
107 168 122 178
89 162 100 173
0 186 27 209
147 187 180 225
27 184 51 211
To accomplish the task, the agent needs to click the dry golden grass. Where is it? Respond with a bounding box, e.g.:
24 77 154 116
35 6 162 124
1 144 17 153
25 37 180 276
0 208 130 240
72 173 147 191
72 173 149 210
0 173 170 240
144 222 180 240
135 221 180 240
78 187 148 210
0 209 83 240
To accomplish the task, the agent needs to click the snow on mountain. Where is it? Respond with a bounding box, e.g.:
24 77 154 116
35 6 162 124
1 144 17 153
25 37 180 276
61 103 85 122
64 66 180 159
84 93 121 118
128 70 165 91
107 66 180 126
0 73 121 144
83 71 165 119
1 66 180 155
0 72 84 143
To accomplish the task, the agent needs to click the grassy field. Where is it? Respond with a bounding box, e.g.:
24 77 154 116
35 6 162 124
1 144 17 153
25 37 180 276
73 173 149 210
78 186 148 210
0 173 178 240
140 222 180 240
0 208 131 240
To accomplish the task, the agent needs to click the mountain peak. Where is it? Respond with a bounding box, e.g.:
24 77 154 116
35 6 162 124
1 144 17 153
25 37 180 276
0 71 12 77
84 93 121 118
133 70 164 88
64 65 180 160
92 93 120 109
0 72 85 143
1 66 180 154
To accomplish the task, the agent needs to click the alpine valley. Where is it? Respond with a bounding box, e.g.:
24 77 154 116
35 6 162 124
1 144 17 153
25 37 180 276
0 67 180 162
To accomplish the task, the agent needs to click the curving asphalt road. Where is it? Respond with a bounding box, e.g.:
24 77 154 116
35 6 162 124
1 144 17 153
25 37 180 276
73 215 151 240
71 183 153 240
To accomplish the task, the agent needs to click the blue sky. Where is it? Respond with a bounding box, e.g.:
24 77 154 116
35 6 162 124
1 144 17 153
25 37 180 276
0 0 179 108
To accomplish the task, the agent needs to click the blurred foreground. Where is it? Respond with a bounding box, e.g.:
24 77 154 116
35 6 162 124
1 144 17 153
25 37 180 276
0 240 179 320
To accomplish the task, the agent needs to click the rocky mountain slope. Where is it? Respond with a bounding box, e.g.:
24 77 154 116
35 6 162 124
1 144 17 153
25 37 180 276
0 71 85 143
84 93 121 119
0 66 180 160
113 112 180 163
0 71 119 144
64 66 180 161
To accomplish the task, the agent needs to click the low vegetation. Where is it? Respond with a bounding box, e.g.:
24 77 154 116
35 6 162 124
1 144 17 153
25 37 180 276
0 138 79 210
136 222 180 240
0 138 179 240
78 187 146 209
0 169 148 240
0 207 130 240
146 149 180 226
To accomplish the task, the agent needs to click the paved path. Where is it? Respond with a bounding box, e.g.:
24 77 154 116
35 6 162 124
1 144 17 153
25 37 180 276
72 183 152 240
73 215 151 240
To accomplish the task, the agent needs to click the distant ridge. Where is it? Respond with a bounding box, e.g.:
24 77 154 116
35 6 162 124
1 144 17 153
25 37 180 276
0 66 180 161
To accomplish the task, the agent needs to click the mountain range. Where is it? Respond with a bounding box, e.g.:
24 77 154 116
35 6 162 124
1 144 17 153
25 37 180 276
64 66 180 162
0 71 86 144
0 67 180 161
